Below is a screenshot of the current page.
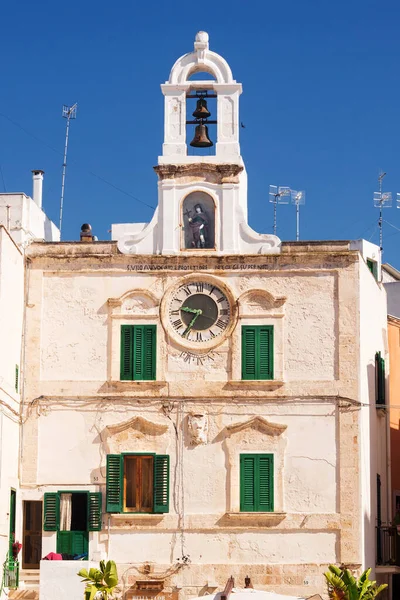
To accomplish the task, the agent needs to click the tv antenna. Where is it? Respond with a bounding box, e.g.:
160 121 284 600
373 171 392 254
291 190 306 241
269 185 290 236
59 103 77 236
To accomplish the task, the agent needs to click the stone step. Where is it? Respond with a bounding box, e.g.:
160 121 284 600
8 590 39 600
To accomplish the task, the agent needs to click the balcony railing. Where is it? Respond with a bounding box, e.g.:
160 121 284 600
376 525 400 566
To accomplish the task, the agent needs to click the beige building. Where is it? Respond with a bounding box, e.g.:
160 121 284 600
8 31 391 600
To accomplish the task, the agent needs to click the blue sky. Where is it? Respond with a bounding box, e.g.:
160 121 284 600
1 0 400 265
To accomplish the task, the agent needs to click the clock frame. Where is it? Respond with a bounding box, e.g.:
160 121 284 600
161 276 236 351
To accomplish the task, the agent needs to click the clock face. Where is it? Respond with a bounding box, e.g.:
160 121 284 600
168 282 231 343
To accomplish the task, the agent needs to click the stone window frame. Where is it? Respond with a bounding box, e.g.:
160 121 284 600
231 289 286 382
107 289 164 383
223 416 287 515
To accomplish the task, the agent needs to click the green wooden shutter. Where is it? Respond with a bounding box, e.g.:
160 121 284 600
376 351 386 405
258 455 274 512
106 455 123 513
153 455 169 513
133 326 144 380
43 492 59 531
240 455 256 511
120 326 134 380
242 326 274 380
242 327 257 380
88 492 102 531
133 325 156 381
240 454 274 512
258 326 273 380
57 531 88 556
143 325 156 380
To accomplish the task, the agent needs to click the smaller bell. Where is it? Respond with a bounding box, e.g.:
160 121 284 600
190 124 213 148
192 98 211 120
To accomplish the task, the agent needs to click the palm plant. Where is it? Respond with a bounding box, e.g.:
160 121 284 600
324 565 387 600
78 560 119 600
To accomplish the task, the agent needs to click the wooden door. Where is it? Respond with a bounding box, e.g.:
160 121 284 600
22 501 42 569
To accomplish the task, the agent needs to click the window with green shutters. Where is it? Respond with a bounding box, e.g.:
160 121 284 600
43 492 102 532
240 454 274 512
106 453 170 514
376 351 386 406
242 326 273 380
120 325 156 381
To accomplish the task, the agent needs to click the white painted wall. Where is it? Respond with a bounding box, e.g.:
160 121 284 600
358 256 389 572
0 193 59 246
0 227 24 561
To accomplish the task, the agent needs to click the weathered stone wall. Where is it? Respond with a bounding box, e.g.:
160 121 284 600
20 241 367 598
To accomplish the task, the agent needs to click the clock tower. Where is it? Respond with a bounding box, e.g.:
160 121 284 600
115 32 280 256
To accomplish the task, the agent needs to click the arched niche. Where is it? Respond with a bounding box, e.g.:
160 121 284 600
182 191 216 250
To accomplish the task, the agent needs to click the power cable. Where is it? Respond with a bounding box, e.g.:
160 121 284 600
0 111 156 211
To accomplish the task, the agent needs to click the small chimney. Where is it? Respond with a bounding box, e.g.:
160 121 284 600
80 223 94 242
32 170 44 209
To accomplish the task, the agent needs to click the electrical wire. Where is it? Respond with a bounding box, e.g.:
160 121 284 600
0 111 156 211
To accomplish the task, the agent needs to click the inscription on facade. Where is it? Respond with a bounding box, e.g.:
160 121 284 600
127 263 270 272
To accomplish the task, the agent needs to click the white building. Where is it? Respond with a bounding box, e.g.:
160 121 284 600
0 172 59 594
2 32 391 600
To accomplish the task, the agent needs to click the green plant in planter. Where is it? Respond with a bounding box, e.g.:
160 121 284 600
78 560 118 600
324 565 387 600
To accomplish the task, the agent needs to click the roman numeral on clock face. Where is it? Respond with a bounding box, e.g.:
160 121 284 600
215 319 227 329
170 309 180 315
173 319 183 330
182 286 191 296
220 308 229 315
196 283 204 293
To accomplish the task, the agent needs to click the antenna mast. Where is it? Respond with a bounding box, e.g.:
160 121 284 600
373 171 392 256
59 103 77 236
269 186 290 236
291 190 306 241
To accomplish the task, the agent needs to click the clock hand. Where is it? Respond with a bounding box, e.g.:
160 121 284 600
181 306 199 314
182 309 202 337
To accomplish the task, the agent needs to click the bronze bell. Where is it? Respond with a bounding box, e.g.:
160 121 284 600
192 98 211 119
190 124 213 148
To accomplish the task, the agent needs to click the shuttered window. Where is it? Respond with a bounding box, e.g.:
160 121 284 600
242 326 273 380
43 492 102 533
106 453 170 514
376 351 386 406
240 454 274 512
120 325 156 381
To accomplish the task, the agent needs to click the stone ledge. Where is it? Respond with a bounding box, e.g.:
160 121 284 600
222 512 287 526
225 380 284 389
110 514 166 528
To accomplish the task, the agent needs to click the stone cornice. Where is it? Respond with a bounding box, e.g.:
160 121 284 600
153 163 243 184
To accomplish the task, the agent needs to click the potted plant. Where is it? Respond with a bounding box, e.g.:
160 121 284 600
324 564 387 599
78 560 118 600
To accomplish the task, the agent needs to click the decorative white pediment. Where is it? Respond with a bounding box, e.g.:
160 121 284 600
106 416 168 437
226 416 287 437
108 289 160 315
105 416 170 455
238 289 286 316
168 31 234 85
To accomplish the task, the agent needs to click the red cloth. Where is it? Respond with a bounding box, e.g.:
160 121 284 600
43 552 63 560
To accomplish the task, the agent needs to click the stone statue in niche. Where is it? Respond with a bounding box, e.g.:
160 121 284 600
183 192 215 250
188 412 208 445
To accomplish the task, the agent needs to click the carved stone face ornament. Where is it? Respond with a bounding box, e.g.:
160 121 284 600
188 412 208 445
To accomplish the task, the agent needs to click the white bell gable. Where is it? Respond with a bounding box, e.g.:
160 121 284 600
113 32 281 256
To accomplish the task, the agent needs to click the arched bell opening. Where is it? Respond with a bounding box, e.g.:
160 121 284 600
185 87 217 157
182 191 216 250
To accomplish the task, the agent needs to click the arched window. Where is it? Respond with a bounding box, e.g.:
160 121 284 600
182 192 215 250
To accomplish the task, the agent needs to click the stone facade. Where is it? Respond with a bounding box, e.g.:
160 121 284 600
18 240 388 599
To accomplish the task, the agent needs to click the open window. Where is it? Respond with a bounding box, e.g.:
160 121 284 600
106 454 169 514
43 491 101 555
